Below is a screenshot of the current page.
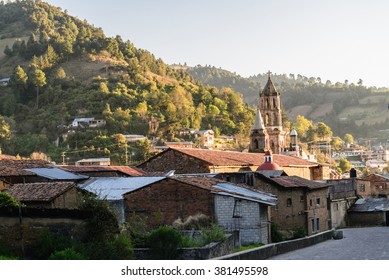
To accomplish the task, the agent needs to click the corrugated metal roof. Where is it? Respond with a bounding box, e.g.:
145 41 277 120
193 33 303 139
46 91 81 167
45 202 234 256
79 177 165 200
349 198 389 212
213 183 277 205
24 168 89 180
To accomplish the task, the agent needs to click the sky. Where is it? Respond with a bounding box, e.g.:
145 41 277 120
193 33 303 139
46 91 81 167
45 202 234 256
44 0 389 87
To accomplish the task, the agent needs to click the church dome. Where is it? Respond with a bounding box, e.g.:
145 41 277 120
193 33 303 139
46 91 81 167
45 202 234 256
257 151 280 171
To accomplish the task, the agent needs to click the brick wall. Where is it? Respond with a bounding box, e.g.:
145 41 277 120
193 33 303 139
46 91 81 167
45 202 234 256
124 179 214 227
138 150 210 174
348 212 386 227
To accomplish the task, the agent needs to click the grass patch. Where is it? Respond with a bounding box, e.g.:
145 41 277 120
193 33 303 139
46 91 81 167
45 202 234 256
234 243 264 253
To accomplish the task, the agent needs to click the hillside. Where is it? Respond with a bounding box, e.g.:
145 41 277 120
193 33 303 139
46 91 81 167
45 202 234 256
0 1 254 162
186 65 389 142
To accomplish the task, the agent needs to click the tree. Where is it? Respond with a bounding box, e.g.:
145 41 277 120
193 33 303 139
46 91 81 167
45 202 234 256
0 115 11 152
316 122 332 140
344 133 354 144
339 158 351 173
294 115 312 139
12 65 28 91
30 67 47 108
331 137 344 151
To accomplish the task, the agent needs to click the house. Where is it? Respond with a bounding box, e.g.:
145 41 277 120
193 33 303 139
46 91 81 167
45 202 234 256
365 159 387 169
123 134 147 143
137 147 330 180
0 159 52 187
3 182 87 209
75 158 110 166
78 177 165 223
0 77 10 86
356 174 389 198
70 118 106 128
348 198 389 226
165 142 193 149
60 165 146 177
195 130 214 148
326 179 357 228
254 174 330 236
124 176 276 245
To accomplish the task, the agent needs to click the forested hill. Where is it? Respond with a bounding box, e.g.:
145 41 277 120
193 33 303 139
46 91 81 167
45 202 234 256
0 1 254 162
184 65 389 141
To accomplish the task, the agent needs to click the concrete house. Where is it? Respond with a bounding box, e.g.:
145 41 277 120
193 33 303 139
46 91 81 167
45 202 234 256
124 176 277 245
138 147 330 180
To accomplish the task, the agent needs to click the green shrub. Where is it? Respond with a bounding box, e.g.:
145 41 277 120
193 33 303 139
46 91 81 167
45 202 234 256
200 224 226 245
126 214 149 248
80 234 134 260
0 192 19 207
271 224 284 243
292 227 306 239
81 195 119 242
30 230 73 259
0 256 18 260
48 248 86 260
147 226 182 259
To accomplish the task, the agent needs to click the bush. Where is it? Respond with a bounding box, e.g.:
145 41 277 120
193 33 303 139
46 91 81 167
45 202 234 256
172 214 211 230
79 234 134 260
30 230 73 260
292 227 306 239
48 248 86 260
147 226 182 259
271 224 284 243
0 192 19 207
200 224 226 245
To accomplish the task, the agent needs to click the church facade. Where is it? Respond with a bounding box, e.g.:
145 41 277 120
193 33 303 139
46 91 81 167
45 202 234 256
249 74 288 154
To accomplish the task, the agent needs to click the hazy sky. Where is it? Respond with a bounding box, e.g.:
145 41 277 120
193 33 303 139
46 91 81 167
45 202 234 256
45 0 389 87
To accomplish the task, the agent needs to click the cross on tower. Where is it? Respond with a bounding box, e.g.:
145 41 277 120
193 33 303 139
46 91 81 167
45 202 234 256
267 70 272 78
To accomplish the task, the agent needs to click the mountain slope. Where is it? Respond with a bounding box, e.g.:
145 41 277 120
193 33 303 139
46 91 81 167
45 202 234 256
0 1 254 162
185 65 389 141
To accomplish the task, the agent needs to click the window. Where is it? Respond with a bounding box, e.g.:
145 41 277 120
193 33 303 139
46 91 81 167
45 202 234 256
316 218 320 231
233 199 242 218
316 198 321 206
311 219 315 232
309 199 313 207
359 184 365 192
300 196 304 202
286 198 292 207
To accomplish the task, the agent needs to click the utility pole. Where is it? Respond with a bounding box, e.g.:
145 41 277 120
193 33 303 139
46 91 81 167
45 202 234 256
125 142 128 165
61 152 66 165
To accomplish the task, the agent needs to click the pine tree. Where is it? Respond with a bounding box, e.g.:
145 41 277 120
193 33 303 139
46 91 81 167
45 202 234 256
30 67 47 108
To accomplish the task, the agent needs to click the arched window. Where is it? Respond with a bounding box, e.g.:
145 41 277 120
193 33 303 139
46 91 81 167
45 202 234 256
254 139 259 149
265 114 270 125
273 98 277 109
266 98 270 109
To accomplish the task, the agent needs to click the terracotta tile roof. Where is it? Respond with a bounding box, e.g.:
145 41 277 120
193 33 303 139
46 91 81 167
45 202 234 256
0 154 17 160
0 166 35 177
59 165 146 176
0 159 51 177
168 148 317 167
267 176 330 190
4 182 75 202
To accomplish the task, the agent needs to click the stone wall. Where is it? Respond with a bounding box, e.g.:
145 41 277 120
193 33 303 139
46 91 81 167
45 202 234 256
134 234 234 260
0 207 87 257
216 229 334 260
348 212 386 227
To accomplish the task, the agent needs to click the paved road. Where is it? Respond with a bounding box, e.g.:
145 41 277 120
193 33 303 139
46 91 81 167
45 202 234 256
269 227 389 260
